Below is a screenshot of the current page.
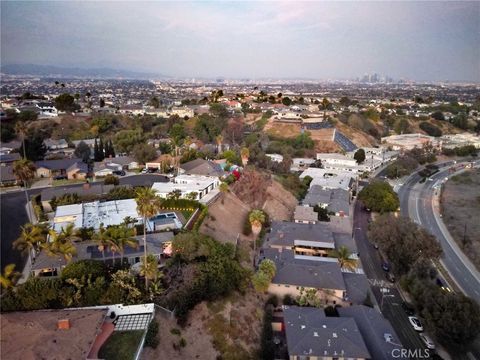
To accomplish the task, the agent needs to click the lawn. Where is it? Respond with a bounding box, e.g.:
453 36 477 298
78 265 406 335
98 330 144 360
52 178 86 187
181 209 194 222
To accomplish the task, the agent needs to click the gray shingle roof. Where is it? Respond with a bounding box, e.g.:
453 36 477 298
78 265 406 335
35 158 83 171
0 153 21 163
343 273 369 305
303 186 350 216
338 305 403 359
180 158 225 177
284 306 371 359
262 248 346 291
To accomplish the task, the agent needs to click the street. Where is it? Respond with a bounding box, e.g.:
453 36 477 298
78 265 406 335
0 174 168 272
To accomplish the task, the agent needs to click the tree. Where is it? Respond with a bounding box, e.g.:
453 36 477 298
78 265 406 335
215 134 223 154
419 122 442 137
93 138 101 161
135 187 162 288
241 147 250 167
114 129 144 154
319 97 332 120
0 264 20 289
42 225 78 263
258 259 276 279
55 93 79 112
368 215 442 275
451 112 469 130
100 98 105 108
132 143 157 164
104 224 138 266
98 138 105 160
252 271 271 293
430 111 445 121
313 205 330 222
13 159 36 220
149 96 160 108
249 209 266 238
13 224 46 261
282 97 292 106
328 246 358 270
140 254 160 283
74 141 91 163
92 224 109 263
358 180 399 213
354 149 366 164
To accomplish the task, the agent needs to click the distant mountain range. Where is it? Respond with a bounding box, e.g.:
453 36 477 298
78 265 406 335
0 64 167 79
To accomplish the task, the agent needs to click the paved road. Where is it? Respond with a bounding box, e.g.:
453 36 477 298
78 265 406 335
398 163 480 304
353 201 428 355
0 174 168 271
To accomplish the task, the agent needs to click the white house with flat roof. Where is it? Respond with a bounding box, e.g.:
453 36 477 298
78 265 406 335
300 168 355 191
152 174 219 200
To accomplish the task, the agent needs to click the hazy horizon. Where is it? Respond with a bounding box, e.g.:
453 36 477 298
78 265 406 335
1 1 479 82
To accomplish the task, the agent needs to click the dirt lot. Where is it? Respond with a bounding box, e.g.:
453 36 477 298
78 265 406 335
441 169 480 270
264 120 301 138
142 290 266 360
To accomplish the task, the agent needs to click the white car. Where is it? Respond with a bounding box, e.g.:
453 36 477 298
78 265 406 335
419 333 435 349
408 316 424 331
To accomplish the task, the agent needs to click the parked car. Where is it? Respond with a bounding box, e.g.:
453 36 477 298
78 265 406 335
408 316 424 331
141 168 148 174
401 302 415 316
113 170 126 176
53 175 67 180
386 272 395 283
382 262 390 272
419 333 435 350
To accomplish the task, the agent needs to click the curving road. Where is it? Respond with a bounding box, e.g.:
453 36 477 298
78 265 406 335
397 161 480 303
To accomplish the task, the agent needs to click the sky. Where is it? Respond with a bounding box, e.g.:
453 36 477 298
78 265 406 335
1 1 479 81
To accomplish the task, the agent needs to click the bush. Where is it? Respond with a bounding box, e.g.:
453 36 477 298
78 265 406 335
144 319 159 349
420 122 442 137
104 174 119 185
259 307 274 360
61 260 107 281
266 295 279 308
283 294 295 305
358 181 399 213
106 186 136 200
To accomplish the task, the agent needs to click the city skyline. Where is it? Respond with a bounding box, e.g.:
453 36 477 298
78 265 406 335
1 1 479 82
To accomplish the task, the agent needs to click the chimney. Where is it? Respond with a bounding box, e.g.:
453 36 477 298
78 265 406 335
57 319 70 330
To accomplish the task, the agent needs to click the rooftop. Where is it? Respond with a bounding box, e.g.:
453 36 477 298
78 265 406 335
0 308 106 360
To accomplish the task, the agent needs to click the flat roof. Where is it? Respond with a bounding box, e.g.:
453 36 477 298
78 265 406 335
0 309 106 360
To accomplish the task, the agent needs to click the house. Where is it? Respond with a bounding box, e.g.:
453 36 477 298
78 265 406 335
290 158 317 172
37 102 58 117
43 138 69 151
261 248 347 303
66 161 89 180
72 138 98 150
0 165 18 186
300 168 355 191
35 158 85 179
179 158 226 178
0 152 21 166
106 156 139 170
293 205 318 224
282 306 371 360
381 133 440 151
151 174 219 200
32 232 173 277
0 140 21 155
93 162 115 177
266 154 284 163
303 186 351 217
264 221 357 260
338 306 403 359
170 106 194 118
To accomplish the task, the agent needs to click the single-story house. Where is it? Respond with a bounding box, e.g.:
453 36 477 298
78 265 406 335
0 165 18 186
179 158 226 178
35 158 85 179
66 161 89 180
293 205 318 224
303 186 351 217
0 152 21 166
151 174 219 200
43 138 69 151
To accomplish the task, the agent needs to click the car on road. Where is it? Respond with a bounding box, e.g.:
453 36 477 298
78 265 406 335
401 301 415 316
386 272 395 283
408 316 424 331
419 333 435 350
382 262 390 272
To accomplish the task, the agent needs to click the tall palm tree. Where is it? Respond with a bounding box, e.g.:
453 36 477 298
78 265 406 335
140 254 159 283
319 97 331 121
13 159 36 221
135 187 162 288
92 224 109 263
216 134 223 154
14 121 28 159
13 223 46 261
0 264 21 289
249 209 266 265
42 225 78 263
329 246 358 271
241 147 250 167
106 225 138 266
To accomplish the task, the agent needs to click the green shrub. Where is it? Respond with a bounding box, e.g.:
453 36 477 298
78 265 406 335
104 174 119 185
61 260 107 281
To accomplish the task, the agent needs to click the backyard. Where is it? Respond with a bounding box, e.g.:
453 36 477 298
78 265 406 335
441 169 480 270
98 330 144 360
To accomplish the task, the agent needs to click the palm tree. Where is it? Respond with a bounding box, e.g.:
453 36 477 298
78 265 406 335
135 187 162 288
319 97 331 121
13 223 46 261
329 246 358 271
140 254 159 283
13 159 36 221
106 225 138 266
241 147 250 167
42 225 78 263
0 264 21 289
216 134 223 154
219 182 229 204
249 209 266 266
93 224 109 263
14 121 28 159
